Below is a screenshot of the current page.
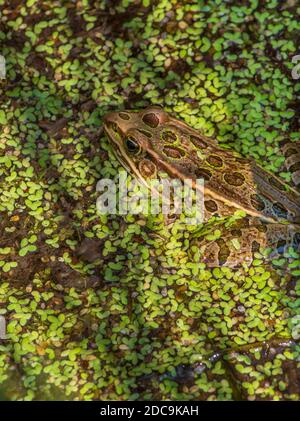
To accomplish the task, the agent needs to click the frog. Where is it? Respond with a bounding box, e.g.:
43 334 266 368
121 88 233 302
103 106 300 268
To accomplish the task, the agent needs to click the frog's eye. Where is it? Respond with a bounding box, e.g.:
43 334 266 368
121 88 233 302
125 136 141 155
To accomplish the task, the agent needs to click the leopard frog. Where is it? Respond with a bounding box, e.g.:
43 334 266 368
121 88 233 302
103 106 300 267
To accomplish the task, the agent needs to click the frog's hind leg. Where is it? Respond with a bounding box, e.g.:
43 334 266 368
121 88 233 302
280 140 300 189
189 216 300 268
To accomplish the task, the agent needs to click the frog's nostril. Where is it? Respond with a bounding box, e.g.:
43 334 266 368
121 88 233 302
109 122 119 134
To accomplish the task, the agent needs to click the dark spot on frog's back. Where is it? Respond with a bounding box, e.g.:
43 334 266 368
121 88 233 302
190 135 209 149
142 112 159 128
161 130 177 143
139 159 157 178
205 200 218 212
224 172 245 187
206 155 223 168
163 146 185 159
119 112 130 120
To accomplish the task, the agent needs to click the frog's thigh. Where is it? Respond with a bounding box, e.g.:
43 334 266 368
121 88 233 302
280 140 300 189
189 218 299 268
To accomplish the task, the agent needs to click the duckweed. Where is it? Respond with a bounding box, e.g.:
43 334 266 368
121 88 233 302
0 0 299 402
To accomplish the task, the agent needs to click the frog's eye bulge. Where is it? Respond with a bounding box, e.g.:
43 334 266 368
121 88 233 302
124 136 141 155
141 106 169 128
142 112 160 128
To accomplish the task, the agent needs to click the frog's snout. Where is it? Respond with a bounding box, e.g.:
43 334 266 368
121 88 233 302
103 111 118 125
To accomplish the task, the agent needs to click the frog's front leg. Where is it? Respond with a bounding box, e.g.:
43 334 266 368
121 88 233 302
189 217 299 268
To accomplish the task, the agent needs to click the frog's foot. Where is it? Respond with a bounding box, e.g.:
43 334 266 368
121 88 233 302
280 140 300 189
189 217 300 268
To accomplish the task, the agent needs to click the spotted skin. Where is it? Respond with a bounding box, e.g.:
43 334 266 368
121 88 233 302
103 107 300 267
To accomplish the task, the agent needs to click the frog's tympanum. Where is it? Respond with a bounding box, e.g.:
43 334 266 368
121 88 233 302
104 106 300 267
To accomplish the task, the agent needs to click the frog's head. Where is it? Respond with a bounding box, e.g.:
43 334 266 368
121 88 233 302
103 106 205 184
103 106 170 181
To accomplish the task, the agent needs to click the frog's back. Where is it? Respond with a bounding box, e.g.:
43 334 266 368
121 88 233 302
140 112 300 225
182 128 300 224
